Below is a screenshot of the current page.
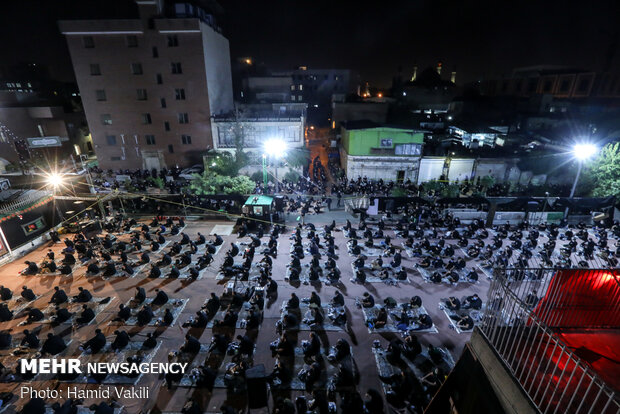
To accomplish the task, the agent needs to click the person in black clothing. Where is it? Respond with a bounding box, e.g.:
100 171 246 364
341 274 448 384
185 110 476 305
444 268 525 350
52 306 72 324
149 265 161 278
286 293 300 309
20 330 39 348
0 304 13 322
134 287 146 303
49 287 68 305
142 332 157 349
22 261 39 275
76 304 95 325
152 289 168 306
111 330 130 350
26 307 44 323
364 388 384 414
203 293 220 317
180 333 201 354
0 286 12 301
86 261 100 275
136 305 154 325
21 286 36 301
114 304 131 322
83 329 106 354
302 332 321 358
162 308 174 325
41 333 67 355
73 287 92 302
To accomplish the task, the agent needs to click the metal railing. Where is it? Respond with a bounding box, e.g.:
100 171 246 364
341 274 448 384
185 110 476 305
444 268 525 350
478 268 620 414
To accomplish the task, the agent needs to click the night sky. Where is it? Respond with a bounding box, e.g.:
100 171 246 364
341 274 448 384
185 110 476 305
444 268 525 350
1 0 618 87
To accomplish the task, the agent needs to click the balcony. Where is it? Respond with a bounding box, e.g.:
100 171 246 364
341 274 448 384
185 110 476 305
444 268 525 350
478 268 620 413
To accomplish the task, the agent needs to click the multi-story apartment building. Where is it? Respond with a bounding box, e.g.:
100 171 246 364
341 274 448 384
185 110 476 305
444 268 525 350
59 0 234 170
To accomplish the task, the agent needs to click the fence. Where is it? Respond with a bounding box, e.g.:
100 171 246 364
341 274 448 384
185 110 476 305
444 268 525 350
478 268 620 414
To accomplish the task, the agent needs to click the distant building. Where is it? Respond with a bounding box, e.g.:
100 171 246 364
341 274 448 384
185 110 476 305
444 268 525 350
210 103 307 152
242 67 358 126
331 102 389 129
402 66 459 112
447 123 504 148
59 0 234 170
340 121 425 181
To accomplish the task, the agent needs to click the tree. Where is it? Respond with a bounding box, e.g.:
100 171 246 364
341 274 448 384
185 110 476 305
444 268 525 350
285 148 311 169
188 171 255 195
580 143 620 198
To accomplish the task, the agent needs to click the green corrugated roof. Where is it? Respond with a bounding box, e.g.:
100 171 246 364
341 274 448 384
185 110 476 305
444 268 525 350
244 195 274 206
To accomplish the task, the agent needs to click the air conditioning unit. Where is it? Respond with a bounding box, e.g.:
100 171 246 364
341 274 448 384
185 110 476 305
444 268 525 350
0 179 10 192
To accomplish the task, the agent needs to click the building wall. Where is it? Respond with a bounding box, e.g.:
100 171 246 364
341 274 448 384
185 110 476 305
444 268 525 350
341 150 421 181
211 119 305 151
331 102 388 127
60 12 232 170
342 127 424 156
200 24 233 115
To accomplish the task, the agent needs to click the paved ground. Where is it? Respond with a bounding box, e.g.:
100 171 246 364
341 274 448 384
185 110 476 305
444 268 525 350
0 209 498 413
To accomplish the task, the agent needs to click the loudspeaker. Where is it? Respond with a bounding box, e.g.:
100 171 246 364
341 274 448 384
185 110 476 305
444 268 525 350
0 179 10 192
246 364 268 409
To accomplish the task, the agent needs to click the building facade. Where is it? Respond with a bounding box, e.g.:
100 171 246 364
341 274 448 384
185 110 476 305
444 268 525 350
59 0 234 170
340 121 425 182
211 103 307 152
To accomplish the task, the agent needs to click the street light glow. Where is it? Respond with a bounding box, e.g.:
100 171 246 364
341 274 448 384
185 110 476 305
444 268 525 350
573 143 597 161
264 138 287 158
46 173 63 188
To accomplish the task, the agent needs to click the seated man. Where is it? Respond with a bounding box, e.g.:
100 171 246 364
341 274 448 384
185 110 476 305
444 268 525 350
86 261 100 275
73 287 92 303
0 286 12 301
286 293 300 309
445 297 461 311
180 333 201 354
82 329 106 354
21 329 40 349
462 294 482 310
22 261 39 275
41 333 67 355
136 305 154 325
21 286 36 301
51 306 72 324
331 291 345 307
50 287 68 305
454 314 474 331
113 304 131 322
134 287 146 303
302 332 321 358
412 313 433 331
75 304 95 325
152 289 169 306
142 332 157 349
111 330 130 351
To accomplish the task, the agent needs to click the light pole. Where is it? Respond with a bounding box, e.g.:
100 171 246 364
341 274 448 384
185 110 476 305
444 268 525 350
564 143 597 218
264 138 287 194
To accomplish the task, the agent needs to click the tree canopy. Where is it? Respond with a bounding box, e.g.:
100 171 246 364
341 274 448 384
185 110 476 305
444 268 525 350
580 142 620 198
187 171 255 195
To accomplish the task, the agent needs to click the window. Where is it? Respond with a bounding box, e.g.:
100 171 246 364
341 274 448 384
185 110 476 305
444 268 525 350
126 35 138 47
577 79 589 92
152 46 159 58
394 143 422 155
291 95 295 101
106 135 117 145
297 95 302 100
160 98 167 108
168 144 174 153
164 121 170 131
290 85 295 91
156 73 162 84
181 135 192 144
141 113 152 124
111 156 121 161
95 89 106 101
136 89 148 100
171 62 182 74
145 135 156 145
175 88 186 100
299 84 303 90
177 113 189 124
167 35 179 47
101 114 112 125
131 63 143 75
90 64 101 76
83 36 94 48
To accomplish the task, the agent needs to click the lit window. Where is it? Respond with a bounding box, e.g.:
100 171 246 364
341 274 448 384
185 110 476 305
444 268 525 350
291 85 295 91
101 114 112 125
299 85 303 91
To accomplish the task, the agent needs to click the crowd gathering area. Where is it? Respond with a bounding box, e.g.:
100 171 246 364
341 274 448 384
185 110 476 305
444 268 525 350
0 190 616 414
